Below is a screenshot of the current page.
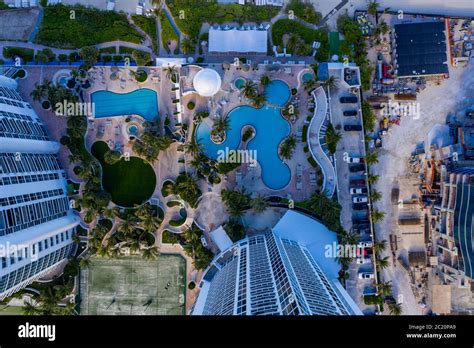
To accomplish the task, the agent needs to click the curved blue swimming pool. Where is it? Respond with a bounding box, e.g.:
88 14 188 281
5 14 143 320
91 88 158 121
196 80 291 190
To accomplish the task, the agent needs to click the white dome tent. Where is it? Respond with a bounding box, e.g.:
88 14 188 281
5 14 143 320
193 68 222 97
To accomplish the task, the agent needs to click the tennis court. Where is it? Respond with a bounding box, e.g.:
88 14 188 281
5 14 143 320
80 255 186 315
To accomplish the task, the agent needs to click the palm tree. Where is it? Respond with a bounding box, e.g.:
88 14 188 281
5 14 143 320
184 141 202 156
251 194 268 213
141 214 161 233
242 80 256 99
107 246 122 258
79 257 91 269
321 75 338 89
31 84 45 101
129 238 141 253
213 116 230 133
378 20 389 35
388 302 402 315
251 92 267 108
22 300 40 315
368 173 379 185
339 230 359 246
373 240 387 253
142 246 160 260
376 281 392 296
371 210 385 223
376 255 390 270
260 75 270 86
370 189 382 202
325 123 342 154
118 217 135 235
181 37 195 55
279 135 297 160
303 78 317 91
164 66 178 81
365 151 379 165
368 0 379 15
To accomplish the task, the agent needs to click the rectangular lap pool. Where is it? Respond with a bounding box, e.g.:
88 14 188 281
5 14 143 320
91 88 159 122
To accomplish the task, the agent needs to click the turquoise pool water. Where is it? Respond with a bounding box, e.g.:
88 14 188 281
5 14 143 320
128 125 138 136
302 72 314 82
265 80 290 106
234 78 245 89
91 89 158 121
196 80 291 190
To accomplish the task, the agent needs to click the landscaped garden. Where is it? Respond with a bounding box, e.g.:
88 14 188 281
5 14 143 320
167 0 279 39
36 5 143 48
91 141 156 207
272 19 329 60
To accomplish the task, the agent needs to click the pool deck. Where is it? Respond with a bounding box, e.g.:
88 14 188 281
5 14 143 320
181 64 325 202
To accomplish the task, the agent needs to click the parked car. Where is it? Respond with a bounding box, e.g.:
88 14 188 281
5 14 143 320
353 195 368 203
348 156 363 163
353 224 370 234
340 96 358 103
344 124 363 131
343 110 358 116
358 272 375 280
350 178 366 186
350 187 368 195
356 257 371 264
349 164 365 173
352 202 368 211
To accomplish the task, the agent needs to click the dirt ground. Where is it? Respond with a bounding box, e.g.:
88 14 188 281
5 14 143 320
371 59 474 315
0 8 39 41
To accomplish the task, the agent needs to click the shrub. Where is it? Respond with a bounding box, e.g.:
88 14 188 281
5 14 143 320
188 281 196 290
302 124 308 142
187 101 195 110
307 156 317 168
3 47 34 62
242 127 254 142
196 57 204 63
104 150 122 165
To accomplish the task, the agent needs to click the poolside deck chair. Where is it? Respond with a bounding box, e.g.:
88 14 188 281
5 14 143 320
296 181 303 190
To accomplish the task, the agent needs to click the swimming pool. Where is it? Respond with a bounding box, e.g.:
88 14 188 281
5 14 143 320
265 80 290 106
302 72 314 82
196 80 291 190
91 89 159 121
234 77 246 89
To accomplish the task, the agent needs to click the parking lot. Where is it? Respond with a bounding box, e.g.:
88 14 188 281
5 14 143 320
327 67 374 312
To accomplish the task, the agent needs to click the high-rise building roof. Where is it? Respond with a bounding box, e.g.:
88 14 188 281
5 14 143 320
0 74 79 300
192 211 362 315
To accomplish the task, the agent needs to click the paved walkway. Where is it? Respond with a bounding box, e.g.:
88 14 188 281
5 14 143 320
0 40 153 60
307 87 336 197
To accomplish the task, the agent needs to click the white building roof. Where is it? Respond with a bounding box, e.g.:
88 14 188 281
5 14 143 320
192 68 221 97
209 226 233 252
208 28 268 53
272 210 341 279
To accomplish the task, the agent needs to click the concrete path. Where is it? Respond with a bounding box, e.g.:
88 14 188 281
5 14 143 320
308 87 336 197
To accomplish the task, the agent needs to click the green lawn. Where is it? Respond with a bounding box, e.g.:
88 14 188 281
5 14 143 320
329 32 342 57
79 255 186 315
0 305 24 315
91 141 156 207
